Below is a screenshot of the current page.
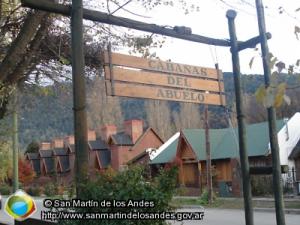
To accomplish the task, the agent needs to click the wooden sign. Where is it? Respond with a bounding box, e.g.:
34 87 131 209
106 81 225 105
102 51 225 106
103 51 222 80
104 66 224 92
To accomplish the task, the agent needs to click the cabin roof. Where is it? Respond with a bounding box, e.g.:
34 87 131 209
26 152 39 160
39 149 53 158
151 120 285 164
53 148 68 156
111 132 133 145
96 150 111 168
89 139 108 150
58 155 70 172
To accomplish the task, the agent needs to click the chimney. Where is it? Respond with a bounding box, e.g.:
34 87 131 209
40 142 51 150
88 130 97 141
101 125 117 142
124 120 143 144
64 135 75 145
51 138 64 149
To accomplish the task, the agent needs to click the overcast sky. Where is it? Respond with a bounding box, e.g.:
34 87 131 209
102 0 300 75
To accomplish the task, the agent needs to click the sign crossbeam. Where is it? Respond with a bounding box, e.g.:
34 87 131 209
21 0 269 49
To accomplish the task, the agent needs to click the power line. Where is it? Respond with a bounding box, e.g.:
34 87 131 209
111 0 151 18
218 0 256 17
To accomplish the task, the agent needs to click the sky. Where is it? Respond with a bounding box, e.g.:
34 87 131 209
101 0 300 75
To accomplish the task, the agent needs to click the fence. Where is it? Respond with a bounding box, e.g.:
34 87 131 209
282 167 297 194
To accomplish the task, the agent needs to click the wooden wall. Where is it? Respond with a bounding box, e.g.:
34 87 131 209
215 160 232 182
295 157 300 180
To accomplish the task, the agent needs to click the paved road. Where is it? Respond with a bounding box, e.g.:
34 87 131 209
1 198 299 225
169 208 300 225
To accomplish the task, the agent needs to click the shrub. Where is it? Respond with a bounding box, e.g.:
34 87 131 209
25 141 40 153
44 183 58 196
18 157 36 185
59 165 178 225
251 175 273 196
0 183 11 195
67 183 76 198
57 185 65 195
26 186 41 196
199 189 217 205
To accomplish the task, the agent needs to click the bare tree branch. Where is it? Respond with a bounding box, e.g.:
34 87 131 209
0 9 48 83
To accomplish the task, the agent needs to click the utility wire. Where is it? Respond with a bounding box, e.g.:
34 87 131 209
110 0 132 15
110 0 151 18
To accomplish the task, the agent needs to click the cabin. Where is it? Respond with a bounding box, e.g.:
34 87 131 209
25 153 41 175
150 114 300 196
25 119 163 184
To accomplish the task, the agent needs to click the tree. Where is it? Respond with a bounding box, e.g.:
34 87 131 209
0 0 199 120
25 140 40 153
145 100 173 141
173 102 203 130
86 76 123 131
0 141 12 183
17 156 35 186
0 3 50 118
246 88 300 123
244 94 267 123
59 165 178 225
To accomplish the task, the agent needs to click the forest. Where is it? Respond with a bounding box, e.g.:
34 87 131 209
0 1 300 149
12 72 300 149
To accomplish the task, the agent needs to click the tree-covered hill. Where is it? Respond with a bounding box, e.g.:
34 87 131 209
15 73 300 150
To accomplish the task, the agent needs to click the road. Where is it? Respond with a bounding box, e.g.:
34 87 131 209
169 208 300 225
0 198 299 225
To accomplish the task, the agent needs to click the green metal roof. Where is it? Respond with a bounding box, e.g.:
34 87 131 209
151 120 285 164
150 137 179 164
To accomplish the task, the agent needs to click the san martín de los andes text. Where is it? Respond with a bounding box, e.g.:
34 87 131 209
46 199 155 209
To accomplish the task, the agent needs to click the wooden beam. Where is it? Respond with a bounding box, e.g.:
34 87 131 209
104 67 224 92
238 33 272 51
205 104 213 204
227 10 254 225
105 81 225 105
21 0 230 46
71 0 89 197
103 51 223 80
256 1 286 224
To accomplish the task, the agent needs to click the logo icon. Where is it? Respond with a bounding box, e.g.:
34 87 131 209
4 189 36 221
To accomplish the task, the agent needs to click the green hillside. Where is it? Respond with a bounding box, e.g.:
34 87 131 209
13 73 300 150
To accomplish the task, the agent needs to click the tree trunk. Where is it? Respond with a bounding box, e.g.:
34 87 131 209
0 10 48 83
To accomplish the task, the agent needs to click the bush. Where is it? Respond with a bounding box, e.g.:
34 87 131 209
199 189 217 205
251 175 273 196
59 165 178 225
26 186 41 196
44 183 58 196
67 183 76 198
0 183 11 195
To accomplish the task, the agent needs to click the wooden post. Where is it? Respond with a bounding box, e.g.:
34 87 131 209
71 0 89 197
12 88 19 192
255 1 286 224
198 162 202 193
204 104 212 203
226 10 254 225
180 160 185 186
